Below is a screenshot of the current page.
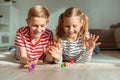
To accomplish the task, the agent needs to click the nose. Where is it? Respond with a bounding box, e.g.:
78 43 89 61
69 26 73 32
36 26 41 32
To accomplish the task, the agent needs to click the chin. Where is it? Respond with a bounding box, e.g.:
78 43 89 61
68 34 75 37
34 34 41 38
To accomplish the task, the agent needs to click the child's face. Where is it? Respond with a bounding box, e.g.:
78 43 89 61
63 16 82 40
26 17 48 38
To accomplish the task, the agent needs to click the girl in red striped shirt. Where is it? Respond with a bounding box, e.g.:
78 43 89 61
14 5 53 67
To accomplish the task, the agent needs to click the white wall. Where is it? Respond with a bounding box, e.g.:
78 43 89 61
15 0 120 30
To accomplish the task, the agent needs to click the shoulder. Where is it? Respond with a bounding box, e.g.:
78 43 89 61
16 26 30 37
44 28 53 35
17 26 29 33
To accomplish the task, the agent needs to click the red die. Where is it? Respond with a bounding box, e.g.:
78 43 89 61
70 58 74 64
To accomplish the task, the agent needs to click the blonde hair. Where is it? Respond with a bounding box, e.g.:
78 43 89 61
27 5 49 19
56 7 88 45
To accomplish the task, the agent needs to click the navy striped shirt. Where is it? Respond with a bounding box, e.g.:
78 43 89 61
60 33 93 63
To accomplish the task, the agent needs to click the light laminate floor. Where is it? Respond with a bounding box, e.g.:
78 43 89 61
0 50 120 80
0 63 120 80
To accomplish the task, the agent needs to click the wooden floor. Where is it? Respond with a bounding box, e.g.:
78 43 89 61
91 50 120 63
0 50 120 80
0 63 120 80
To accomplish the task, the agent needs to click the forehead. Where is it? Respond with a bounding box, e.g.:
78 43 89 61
63 16 81 24
30 17 47 22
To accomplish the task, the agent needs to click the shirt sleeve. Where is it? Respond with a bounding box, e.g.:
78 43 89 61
82 32 94 62
14 29 25 47
54 56 63 64
80 48 93 62
49 30 54 42
74 32 94 62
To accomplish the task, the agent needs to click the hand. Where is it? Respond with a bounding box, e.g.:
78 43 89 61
24 58 43 68
85 34 101 52
49 43 62 61
24 58 33 68
44 42 62 62
44 41 54 55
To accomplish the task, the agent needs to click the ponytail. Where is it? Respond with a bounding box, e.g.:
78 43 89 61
56 13 64 42
80 13 88 45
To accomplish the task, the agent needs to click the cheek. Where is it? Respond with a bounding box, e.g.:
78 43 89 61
63 28 67 33
63 27 68 31
32 27 37 31
76 26 81 31
41 27 46 32
43 27 47 30
30 27 37 32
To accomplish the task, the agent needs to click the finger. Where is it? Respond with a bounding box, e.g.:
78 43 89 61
24 64 29 68
49 46 57 51
49 49 55 54
91 34 96 41
56 43 61 49
49 49 59 56
33 58 38 61
94 35 99 42
86 34 93 41
50 48 62 56
38 60 43 64
53 41 56 45
24 62 31 68
30 58 34 62
51 47 59 54
85 36 88 41
51 41 54 45
90 34 93 40
51 53 61 59
43 48 46 53
95 42 101 46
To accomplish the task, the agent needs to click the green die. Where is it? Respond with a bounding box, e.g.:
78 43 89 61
61 63 64 68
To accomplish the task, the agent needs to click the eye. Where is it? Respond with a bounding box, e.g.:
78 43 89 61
41 25 45 28
64 25 70 28
32 24 38 27
73 25 77 28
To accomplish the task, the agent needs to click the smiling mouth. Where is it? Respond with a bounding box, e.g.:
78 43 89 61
34 32 41 35
68 32 74 35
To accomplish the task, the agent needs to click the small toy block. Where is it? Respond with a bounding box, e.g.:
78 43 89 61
31 64 35 69
70 58 74 64
64 62 68 67
28 66 33 72
61 63 64 68
28 64 35 72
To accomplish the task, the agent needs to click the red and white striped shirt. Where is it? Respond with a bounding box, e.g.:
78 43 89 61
14 26 53 59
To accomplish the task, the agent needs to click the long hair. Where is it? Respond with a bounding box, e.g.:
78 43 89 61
55 13 65 42
56 7 88 45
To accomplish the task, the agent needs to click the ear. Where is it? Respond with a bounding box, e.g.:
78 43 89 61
46 19 49 25
26 18 30 25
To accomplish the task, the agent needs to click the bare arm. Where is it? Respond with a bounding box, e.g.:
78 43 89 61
16 47 29 64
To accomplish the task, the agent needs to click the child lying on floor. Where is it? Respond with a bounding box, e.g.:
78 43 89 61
45 7 101 63
14 5 54 67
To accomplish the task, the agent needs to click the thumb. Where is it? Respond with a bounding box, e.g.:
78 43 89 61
38 60 43 64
